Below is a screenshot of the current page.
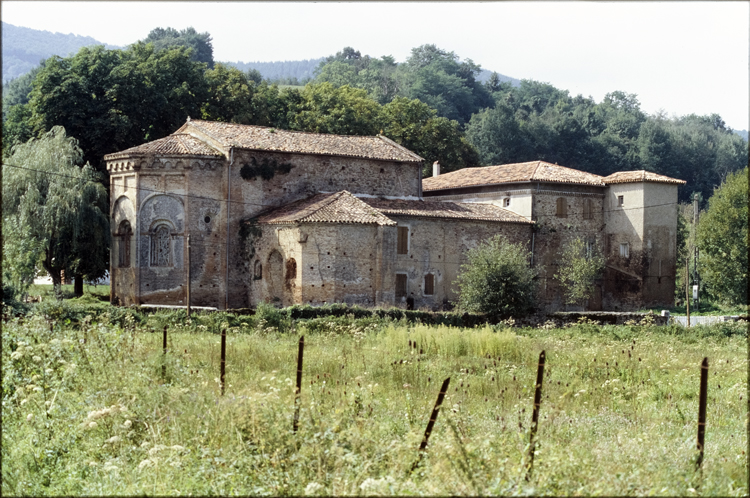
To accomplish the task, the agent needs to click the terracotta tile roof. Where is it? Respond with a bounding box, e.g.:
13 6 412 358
104 133 223 160
422 160 605 191
360 197 534 224
179 119 423 163
603 170 686 185
256 191 396 226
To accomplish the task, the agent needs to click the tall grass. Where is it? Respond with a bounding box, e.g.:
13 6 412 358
2 313 746 495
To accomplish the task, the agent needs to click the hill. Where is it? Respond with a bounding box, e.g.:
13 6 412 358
1 22 120 82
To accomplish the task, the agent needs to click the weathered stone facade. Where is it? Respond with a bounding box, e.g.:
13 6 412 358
424 162 686 310
106 123 684 312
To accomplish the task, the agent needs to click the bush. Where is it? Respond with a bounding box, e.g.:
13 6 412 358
455 236 537 319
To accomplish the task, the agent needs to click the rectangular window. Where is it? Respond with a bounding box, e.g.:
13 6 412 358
620 243 629 258
503 198 510 208
395 274 407 298
424 274 434 295
397 226 409 254
583 198 593 219
585 239 595 260
556 197 567 217
617 195 624 207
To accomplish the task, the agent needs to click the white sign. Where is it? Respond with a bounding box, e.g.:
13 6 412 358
692 285 699 300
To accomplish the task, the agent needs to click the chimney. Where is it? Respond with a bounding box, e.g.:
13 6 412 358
433 161 440 177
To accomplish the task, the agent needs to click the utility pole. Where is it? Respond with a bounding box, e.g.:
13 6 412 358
186 234 191 317
693 193 700 310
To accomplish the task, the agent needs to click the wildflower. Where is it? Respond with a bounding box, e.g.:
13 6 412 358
305 482 325 495
26 413 34 422
88 421 98 429
138 459 154 470
105 436 121 444
122 420 132 429
88 461 98 467
20 399 28 406
32 356 42 363
10 351 23 360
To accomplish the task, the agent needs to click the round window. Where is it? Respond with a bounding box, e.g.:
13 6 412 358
204 216 211 224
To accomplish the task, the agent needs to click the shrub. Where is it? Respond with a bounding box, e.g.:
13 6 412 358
455 236 537 319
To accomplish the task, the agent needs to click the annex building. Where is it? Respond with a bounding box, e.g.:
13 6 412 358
105 119 685 311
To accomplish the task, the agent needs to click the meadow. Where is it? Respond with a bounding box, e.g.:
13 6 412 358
2 304 747 496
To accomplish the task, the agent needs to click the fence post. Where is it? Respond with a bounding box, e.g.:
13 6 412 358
220 328 226 395
411 377 451 471
186 234 191 317
293 336 305 433
696 357 708 472
526 350 546 481
162 325 167 380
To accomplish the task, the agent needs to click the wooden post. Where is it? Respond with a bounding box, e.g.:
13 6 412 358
696 357 708 471
186 234 191 317
686 257 690 327
293 336 304 432
526 350 546 480
220 328 226 395
412 377 451 471
162 325 167 380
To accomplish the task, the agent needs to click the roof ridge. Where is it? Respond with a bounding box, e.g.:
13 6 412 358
377 134 424 162
186 120 232 148
192 119 385 141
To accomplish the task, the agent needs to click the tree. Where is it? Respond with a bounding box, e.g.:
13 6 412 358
201 63 254 124
554 238 606 308
143 26 214 68
381 97 480 175
289 82 382 136
27 43 208 173
465 102 529 165
696 168 748 306
455 236 537 319
2 127 109 298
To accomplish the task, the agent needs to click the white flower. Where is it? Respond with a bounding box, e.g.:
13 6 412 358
122 420 132 429
88 421 98 429
169 460 181 468
32 356 42 363
138 459 154 470
105 436 121 444
20 399 28 406
170 445 186 452
26 413 34 422
88 461 98 467
10 351 23 360
304 482 325 495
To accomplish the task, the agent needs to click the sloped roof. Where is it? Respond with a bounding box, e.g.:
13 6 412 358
602 170 686 185
104 133 223 160
360 197 534 224
256 191 396 226
422 160 605 191
177 119 423 163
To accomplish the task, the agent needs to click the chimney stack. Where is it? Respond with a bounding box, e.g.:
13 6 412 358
433 161 440 177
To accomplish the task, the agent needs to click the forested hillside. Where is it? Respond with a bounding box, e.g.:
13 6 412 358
1 22 119 82
3 26 746 205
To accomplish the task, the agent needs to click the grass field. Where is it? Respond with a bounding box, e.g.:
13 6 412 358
2 307 747 495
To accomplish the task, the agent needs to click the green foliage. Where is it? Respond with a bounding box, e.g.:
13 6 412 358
200 63 254 123
696 168 748 306
2 314 745 495
288 82 382 136
554 238 606 307
2 127 109 296
455 236 537 319
238 157 293 181
143 26 214 68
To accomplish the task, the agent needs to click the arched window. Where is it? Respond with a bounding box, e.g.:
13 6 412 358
150 224 172 267
254 260 263 280
118 220 132 268
556 197 567 218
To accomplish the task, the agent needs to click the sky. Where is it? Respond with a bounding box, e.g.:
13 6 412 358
3 1 748 131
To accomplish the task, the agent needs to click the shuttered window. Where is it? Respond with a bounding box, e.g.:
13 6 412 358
424 274 434 295
396 274 407 298
556 197 567 217
583 198 593 219
397 226 409 254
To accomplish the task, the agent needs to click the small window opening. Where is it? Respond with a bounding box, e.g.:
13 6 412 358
397 226 409 254
254 260 262 280
583 198 593 219
555 197 567 217
204 215 211 224
619 243 629 258
503 198 510 208
118 220 132 268
617 195 624 207
395 274 407 298
286 258 297 280
424 274 435 295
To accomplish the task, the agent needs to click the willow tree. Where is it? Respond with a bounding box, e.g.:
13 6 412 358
2 126 109 298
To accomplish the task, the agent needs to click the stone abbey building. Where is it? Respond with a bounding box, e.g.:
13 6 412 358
105 119 684 311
